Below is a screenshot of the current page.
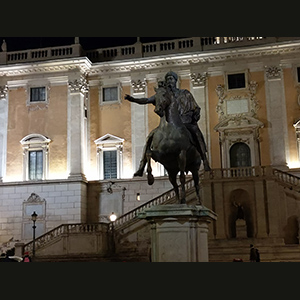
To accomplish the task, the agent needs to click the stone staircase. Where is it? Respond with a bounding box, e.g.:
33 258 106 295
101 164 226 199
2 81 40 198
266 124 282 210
208 239 300 262
22 166 300 262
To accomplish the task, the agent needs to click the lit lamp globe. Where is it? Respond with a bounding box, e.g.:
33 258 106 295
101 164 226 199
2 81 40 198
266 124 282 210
109 212 117 222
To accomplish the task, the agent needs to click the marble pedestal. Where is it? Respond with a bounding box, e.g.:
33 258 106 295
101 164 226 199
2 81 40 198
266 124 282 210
139 204 217 262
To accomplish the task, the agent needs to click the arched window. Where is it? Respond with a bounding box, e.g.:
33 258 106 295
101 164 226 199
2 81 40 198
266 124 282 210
230 142 251 168
20 134 51 181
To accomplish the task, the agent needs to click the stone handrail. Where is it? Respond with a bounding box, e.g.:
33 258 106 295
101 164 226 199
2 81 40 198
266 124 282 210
205 166 268 180
23 222 108 254
273 168 300 190
111 173 198 230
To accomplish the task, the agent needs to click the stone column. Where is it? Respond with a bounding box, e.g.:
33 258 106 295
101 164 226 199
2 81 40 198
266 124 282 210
139 204 217 262
264 66 289 169
0 84 8 182
68 74 88 180
130 79 148 172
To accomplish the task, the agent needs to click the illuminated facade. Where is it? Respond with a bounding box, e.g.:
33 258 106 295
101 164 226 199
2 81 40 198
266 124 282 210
1 37 300 261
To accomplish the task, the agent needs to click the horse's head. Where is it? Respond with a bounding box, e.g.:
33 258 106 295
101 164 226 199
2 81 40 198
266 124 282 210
154 85 171 118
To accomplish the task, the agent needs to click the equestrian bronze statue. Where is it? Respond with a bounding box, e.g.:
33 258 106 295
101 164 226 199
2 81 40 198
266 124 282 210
125 71 210 204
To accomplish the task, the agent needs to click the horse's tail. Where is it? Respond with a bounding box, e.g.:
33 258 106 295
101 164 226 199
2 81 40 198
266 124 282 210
146 151 155 185
147 172 154 185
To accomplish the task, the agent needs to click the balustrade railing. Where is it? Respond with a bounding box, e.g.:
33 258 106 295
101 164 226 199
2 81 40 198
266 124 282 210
5 45 78 64
273 168 300 189
24 222 108 253
23 166 300 254
206 166 267 180
2 36 294 65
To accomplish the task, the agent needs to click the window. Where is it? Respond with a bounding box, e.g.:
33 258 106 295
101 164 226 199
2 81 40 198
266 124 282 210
94 134 124 180
30 87 46 102
29 150 43 180
103 150 117 179
227 73 246 90
103 87 118 102
20 134 51 181
230 142 251 168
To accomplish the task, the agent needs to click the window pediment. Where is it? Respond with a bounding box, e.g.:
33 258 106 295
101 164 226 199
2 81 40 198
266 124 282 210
214 115 264 132
94 134 124 148
20 134 51 145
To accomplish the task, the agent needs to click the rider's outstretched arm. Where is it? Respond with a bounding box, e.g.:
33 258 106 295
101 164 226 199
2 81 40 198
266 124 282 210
124 94 155 105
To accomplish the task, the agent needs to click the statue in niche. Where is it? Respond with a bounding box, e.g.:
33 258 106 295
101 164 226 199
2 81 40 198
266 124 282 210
232 200 247 239
233 201 245 220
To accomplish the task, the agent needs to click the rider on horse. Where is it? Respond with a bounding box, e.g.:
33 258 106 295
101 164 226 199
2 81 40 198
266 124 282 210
125 71 211 177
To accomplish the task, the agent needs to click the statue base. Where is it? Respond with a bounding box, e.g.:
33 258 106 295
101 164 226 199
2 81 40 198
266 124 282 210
138 204 217 262
236 219 247 238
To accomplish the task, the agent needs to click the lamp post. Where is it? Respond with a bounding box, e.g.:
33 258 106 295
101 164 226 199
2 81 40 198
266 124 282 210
31 211 37 258
109 212 117 254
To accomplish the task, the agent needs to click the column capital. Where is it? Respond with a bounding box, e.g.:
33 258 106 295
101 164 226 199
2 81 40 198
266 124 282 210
265 65 282 80
131 79 146 94
190 72 208 88
0 85 8 99
68 75 89 94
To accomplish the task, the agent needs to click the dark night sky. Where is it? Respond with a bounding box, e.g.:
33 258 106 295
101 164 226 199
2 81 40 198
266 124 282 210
0 37 187 52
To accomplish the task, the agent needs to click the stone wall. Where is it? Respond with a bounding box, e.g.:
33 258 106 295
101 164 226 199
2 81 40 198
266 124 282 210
0 179 87 245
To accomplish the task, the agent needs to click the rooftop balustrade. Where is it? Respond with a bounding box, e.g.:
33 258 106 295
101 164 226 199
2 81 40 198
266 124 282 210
0 37 298 65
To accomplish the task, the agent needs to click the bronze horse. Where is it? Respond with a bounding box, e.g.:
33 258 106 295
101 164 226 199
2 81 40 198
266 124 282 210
145 86 202 204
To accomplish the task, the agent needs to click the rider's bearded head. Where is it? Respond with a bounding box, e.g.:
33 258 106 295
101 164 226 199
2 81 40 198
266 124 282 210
165 71 178 91
165 71 178 82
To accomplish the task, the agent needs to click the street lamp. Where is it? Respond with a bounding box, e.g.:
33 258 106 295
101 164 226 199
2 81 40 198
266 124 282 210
109 212 117 253
31 211 37 258
109 212 117 222
136 193 141 201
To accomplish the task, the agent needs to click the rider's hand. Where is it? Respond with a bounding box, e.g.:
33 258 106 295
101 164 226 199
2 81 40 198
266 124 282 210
125 94 134 101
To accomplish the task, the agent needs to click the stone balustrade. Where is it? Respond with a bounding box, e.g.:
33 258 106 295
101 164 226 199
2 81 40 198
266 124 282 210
0 37 296 65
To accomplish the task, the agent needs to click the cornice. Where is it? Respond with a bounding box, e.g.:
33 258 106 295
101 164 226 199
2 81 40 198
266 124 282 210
89 42 300 76
0 57 92 77
1 41 300 79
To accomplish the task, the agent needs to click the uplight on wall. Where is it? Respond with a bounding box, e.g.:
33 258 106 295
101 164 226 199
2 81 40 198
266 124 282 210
136 193 140 201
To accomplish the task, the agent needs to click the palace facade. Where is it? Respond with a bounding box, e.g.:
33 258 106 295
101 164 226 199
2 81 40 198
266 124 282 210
1 37 300 261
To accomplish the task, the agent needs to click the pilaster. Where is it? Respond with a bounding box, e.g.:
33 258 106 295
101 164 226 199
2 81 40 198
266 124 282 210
130 79 148 173
264 65 289 169
0 84 8 182
67 74 88 180
190 72 210 160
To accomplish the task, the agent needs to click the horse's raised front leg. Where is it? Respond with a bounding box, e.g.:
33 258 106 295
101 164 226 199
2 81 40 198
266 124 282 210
146 150 154 185
178 150 187 204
